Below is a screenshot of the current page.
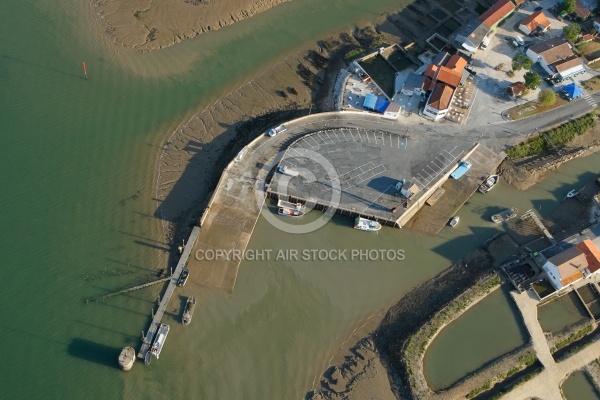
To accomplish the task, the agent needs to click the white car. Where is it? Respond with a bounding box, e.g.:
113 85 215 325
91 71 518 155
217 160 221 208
267 124 287 137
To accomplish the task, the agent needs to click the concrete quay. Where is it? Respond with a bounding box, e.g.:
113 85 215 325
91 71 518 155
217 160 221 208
186 112 494 292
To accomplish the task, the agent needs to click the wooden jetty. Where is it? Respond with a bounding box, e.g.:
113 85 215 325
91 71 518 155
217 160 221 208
85 276 172 303
521 210 557 246
137 226 201 360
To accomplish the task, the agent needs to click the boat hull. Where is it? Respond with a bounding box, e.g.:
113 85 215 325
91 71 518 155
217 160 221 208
354 217 382 232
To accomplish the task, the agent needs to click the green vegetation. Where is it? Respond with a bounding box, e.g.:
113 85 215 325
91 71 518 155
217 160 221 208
582 76 600 93
524 71 542 90
344 48 367 61
538 89 557 106
551 324 594 352
467 380 493 398
558 0 576 16
465 351 538 399
563 23 581 43
512 54 532 71
507 113 596 158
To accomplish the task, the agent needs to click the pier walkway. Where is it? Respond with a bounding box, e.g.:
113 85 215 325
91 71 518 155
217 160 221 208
84 276 171 303
521 209 557 246
137 226 200 360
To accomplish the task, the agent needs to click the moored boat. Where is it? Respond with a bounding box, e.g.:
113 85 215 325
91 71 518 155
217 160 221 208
177 268 189 287
566 189 578 198
491 207 518 223
277 200 305 217
478 174 499 194
149 324 170 360
118 346 135 371
449 216 459 227
354 217 382 232
182 296 196 325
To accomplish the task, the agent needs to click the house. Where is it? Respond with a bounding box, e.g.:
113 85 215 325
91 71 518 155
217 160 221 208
594 18 600 33
383 102 401 120
455 0 515 52
574 0 591 20
542 240 600 291
421 53 469 121
507 81 526 97
542 247 588 290
401 73 427 96
519 11 551 35
526 37 585 79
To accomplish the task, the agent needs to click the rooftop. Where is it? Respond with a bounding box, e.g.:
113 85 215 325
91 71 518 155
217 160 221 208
529 37 574 65
553 56 583 72
548 246 589 285
478 0 516 27
435 66 463 88
520 11 551 32
576 239 600 273
575 0 591 19
427 82 454 111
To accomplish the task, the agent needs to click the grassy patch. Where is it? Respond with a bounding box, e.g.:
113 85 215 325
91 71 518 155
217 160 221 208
506 113 596 158
551 324 594 352
506 97 569 120
582 76 600 93
358 55 397 97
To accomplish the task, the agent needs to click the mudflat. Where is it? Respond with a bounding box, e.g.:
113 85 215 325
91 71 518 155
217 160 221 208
94 0 289 51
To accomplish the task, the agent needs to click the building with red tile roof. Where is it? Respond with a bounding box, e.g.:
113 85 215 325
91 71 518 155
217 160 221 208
519 11 551 35
478 0 516 27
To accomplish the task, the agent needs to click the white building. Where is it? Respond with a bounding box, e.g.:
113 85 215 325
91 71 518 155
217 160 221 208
526 37 585 79
383 102 401 120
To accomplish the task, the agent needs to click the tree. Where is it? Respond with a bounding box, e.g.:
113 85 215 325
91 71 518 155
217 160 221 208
524 71 542 89
558 0 576 15
512 54 533 71
563 23 581 42
538 89 557 106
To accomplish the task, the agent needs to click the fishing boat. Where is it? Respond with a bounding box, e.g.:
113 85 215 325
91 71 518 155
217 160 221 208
277 199 305 217
491 207 519 223
566 189 578 198
182 296 196 325
149 324 170 361
449 216 459 227
478 174 500 194
177 268 189 287
354 217 382 232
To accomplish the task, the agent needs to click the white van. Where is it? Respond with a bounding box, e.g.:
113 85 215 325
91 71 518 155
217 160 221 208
515 36 525 46
481 36 491 49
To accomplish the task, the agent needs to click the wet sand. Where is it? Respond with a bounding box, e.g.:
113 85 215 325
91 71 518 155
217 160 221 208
93 0 289 51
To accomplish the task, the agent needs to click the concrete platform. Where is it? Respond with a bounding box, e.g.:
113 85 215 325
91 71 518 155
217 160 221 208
268 127 478 227
403 145 506 235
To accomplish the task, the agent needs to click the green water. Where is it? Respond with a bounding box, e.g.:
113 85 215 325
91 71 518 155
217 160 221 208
2 0 600 398
538 292 589 332
423 288 529 390
563 370 600 400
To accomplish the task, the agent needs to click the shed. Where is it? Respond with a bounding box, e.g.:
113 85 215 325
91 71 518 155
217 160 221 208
363 94 377 110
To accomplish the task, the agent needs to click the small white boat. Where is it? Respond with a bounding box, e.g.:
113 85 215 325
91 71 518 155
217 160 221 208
478 174 499 194
354 217 382 232
491 207 518 223
449 216 459 227
277 200 305 217
566 189 578 198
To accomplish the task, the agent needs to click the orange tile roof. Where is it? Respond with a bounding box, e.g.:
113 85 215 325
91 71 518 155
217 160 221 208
435 66 462 88
445 55 467 72
478 0 516 28
427 83 454 111
520 11 550 32
424 64 438 79
577 240 600 273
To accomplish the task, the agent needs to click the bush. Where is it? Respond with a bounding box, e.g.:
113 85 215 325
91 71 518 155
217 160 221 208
524 71 542 89
563 23 581 42
507 70 515 77
538 89 557 106
512 54 532 71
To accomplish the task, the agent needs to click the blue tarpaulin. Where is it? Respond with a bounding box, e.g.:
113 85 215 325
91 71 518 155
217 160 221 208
374 98 390 113
563 83 583 100
363 94 377 110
